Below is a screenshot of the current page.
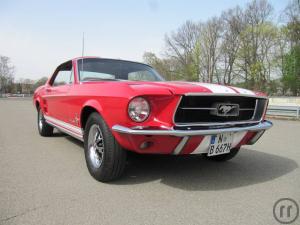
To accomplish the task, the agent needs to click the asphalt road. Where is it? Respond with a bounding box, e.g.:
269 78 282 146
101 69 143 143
0 98 299 225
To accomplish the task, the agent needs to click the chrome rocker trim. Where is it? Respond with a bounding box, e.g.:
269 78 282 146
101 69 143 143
112 120 273 137
44 115 84 141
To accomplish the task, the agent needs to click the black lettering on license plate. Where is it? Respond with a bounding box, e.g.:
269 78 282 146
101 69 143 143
208 143 232 156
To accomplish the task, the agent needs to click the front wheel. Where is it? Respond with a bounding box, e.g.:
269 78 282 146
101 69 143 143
37 108 53 136
205 147 240 162
84 112 127 182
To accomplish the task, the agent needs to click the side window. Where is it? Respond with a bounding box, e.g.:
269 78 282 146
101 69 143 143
52 62 73 86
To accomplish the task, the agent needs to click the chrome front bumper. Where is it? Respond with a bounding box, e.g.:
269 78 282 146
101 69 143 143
112 120 273 137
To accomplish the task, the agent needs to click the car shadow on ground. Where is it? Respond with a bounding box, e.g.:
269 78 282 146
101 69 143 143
60 133 298 191
44 129 69 138
113 149 298 191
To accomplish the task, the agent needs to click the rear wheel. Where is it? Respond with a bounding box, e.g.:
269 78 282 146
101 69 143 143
37 108 53 136
84 112 127 182
205 147 240 162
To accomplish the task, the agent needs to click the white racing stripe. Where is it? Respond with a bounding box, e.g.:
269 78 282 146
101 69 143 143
193 83 236 94
192 82 256 96
229 86 255 95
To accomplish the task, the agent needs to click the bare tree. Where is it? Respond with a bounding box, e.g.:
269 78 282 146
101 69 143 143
198 17 223 83
237 0 275 90
219 6 244 84
164 21 201 81
0 56 15 94
143 52 180 80
33 77 48 91
283 0 300 47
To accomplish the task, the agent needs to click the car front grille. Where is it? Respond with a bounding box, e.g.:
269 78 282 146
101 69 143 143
174 95 268 127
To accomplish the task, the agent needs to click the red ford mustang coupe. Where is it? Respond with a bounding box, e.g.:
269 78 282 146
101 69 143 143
34 57 273 182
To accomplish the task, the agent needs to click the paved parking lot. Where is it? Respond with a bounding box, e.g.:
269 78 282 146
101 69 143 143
0 98 299 225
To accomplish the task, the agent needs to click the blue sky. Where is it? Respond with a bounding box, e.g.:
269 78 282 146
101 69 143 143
0 0 288 80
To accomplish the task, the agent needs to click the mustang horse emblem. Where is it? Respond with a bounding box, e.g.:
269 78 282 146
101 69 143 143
217 104 239 116
219 105 235 114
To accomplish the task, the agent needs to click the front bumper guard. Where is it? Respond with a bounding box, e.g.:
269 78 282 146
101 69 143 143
112 120 273 137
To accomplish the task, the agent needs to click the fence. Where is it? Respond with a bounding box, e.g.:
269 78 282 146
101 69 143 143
267 105 300 119
0 94 32 98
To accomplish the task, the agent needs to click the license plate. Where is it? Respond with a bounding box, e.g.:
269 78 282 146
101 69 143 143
207 133 234 157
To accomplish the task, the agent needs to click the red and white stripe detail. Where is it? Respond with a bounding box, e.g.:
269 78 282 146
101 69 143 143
44 115 83 141
192 83 256 95
228 86 256 95
193 83 236 94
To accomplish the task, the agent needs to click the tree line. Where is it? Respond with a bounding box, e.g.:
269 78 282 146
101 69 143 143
143 0 300 96
0 55 48 95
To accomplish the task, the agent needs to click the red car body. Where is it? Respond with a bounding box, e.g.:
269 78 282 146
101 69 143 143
34 57 272 156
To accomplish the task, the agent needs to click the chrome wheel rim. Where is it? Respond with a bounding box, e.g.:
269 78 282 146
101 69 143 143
88 124 104 168
38 110 43 130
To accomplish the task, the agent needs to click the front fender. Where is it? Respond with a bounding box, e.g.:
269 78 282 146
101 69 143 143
82 99 104 114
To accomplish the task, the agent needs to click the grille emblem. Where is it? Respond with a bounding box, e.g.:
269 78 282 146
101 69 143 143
219 105 234 114
214 103 239 117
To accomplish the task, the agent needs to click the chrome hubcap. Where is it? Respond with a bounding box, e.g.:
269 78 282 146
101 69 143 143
88 124 104 168
38 110 43 130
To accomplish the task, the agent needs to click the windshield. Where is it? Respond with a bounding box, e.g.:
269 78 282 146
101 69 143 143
77 58 164 82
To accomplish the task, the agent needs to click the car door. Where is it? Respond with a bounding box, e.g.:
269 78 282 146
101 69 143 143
43 61 73 123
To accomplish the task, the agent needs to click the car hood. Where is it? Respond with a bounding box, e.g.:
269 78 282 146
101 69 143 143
127 81 263 96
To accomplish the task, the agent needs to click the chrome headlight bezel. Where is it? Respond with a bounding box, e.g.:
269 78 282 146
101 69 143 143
128 97 150 122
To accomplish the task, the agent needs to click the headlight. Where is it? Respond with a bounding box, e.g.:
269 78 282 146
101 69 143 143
128 97 150 122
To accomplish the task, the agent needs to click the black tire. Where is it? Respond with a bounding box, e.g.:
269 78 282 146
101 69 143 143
37 108 53 136
205 147 240 162
84 112 127 182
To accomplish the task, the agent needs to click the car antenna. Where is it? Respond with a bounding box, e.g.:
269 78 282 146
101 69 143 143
81 32 85 79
